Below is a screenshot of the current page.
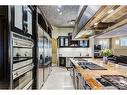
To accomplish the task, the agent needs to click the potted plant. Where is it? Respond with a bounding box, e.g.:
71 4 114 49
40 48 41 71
101 49 112 64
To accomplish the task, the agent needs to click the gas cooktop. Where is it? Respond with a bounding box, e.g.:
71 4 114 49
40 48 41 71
85 62 107 70
102 75 127 90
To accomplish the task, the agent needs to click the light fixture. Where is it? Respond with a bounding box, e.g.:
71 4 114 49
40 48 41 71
58 5 62 8
67 20 75 25
94 22 98 26
59 12 62 15
70 22 74 24
115 40 119 45
99 40 103 45
57 8 60 12
107 9 114 14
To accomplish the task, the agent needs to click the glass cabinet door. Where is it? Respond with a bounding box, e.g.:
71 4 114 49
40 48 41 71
23 6 32 35
65 38 69 46
14 6 23 30
60 38 64 46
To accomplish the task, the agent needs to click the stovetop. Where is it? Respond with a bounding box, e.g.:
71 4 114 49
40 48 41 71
74 58 87 62
96 78 112 87
85 62 107 70
102 75 127 90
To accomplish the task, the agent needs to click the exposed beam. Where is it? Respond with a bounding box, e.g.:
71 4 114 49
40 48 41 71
104 18 127 32
102 6 127 22
92 22 115 28
85 6 113 29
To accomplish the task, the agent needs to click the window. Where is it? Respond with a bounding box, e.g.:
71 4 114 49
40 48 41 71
120 37 127 46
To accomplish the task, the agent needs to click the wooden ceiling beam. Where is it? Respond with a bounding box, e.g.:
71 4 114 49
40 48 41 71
85 6 114 29
104 18 127 32
102 5 127 22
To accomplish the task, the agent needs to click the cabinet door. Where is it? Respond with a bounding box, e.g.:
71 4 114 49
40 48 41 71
59 37 69 47
60 38 64 46
64 38 69 46
11 6 23 33
59 57 66 67
79 40 89 47
23 6 32 35
14 6 23 30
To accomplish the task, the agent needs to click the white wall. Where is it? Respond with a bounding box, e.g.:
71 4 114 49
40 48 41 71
58 48 92 57
52 26 93 58
111 36 127 56
52 26 73 39
94 38 110 49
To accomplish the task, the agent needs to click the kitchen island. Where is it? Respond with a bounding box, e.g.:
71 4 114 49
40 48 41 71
70 58 127 90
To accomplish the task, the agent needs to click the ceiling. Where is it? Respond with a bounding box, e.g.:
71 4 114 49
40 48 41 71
96 24 127 38
77 5 127 38
40 5 80 28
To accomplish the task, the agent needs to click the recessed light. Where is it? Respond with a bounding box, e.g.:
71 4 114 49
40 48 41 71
59 12 62 15
57 8 60 12
70 22 74 24
107 9 114 14
94 22 98 26
58 5 62 8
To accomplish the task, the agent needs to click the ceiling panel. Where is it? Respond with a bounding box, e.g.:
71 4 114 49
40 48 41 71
40 5 80 28
96 24 127 38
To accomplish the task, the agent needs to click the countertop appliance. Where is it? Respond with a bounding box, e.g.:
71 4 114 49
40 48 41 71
102 75 127 90
85 62 107 70
96 78 116 89
79 62 107 70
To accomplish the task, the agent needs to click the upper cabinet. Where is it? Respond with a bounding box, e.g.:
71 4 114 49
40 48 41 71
14 6 23 30
23 6 33 36
11 6 23 32
37 12 52 38
58 36 69 47
58 33 89 48
11 6 34 38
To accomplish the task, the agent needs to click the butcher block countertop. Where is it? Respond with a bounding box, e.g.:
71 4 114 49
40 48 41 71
70 58 127 90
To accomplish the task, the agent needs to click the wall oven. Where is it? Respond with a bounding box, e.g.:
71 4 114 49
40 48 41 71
12 32 34 89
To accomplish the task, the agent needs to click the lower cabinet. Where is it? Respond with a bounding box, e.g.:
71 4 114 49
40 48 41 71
59 57 66 67
71 67 91 90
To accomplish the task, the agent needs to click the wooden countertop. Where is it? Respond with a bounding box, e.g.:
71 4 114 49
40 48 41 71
70 58 127 89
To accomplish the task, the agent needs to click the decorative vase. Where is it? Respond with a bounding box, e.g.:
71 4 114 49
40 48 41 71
103 56 108 64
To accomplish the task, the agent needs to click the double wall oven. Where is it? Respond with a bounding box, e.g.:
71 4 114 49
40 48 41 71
12 33 34 89
10 6 35 89
0 5 52 89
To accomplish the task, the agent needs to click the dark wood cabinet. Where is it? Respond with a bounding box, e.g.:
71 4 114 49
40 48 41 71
58 36 69 47
59 57 66 67
58 36 89 48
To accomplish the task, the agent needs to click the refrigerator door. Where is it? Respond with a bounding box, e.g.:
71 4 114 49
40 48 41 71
37 25 44 89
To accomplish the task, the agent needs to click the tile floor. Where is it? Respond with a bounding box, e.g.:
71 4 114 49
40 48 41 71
41 67 74 90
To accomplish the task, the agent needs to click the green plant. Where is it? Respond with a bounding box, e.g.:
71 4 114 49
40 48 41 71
101 49 112 57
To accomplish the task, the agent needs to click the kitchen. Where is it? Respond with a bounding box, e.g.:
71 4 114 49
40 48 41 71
0 5 127 90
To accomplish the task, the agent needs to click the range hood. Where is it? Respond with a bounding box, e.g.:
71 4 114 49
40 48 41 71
73 5 101 39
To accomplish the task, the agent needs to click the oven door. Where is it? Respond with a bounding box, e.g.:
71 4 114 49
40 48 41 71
13 70 33 89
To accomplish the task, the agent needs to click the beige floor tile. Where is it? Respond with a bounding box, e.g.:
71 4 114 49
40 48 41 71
41 67 74 90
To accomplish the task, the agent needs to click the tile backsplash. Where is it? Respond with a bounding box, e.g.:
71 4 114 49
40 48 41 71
58 48 92 57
